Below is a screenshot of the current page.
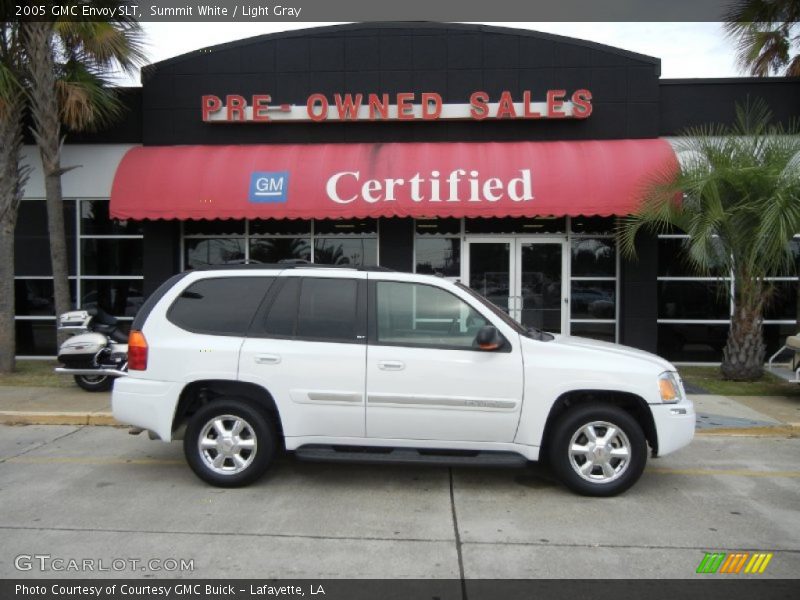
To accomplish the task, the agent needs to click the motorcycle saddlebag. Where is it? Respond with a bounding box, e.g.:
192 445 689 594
57 332 107 368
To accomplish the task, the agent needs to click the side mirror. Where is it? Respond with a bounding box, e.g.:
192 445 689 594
475 325 503 351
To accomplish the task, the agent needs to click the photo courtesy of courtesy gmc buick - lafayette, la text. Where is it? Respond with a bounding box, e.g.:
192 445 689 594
112 264 694 496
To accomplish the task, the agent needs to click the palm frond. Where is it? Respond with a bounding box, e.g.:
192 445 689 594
57 59 121 131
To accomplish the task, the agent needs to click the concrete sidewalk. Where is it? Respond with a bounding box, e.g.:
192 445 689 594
0 384 797 434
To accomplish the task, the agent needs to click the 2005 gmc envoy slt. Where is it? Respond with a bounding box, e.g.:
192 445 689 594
112 264 694 496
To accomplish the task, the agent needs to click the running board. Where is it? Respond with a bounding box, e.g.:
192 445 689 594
294 445 528 468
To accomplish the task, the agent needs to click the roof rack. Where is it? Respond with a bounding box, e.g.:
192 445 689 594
193 263 394 273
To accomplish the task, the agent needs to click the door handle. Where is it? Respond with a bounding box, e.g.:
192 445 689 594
255 354 281 365
378 360 405 371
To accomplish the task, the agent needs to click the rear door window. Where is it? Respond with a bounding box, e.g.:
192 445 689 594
168 277 274 336
296 278 360 342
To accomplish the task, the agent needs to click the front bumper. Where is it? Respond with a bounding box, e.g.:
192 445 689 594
650 397 695 457
112 377 181 441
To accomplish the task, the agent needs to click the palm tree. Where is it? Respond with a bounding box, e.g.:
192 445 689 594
724 0 800 76
0 19 29 373
619 100 800 381
22 13 145 343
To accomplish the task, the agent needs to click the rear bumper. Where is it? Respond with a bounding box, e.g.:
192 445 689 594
650 397 695 457
112 377 181 441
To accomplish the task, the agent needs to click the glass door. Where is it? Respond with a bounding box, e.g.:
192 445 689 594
517 240 568 334
464 237 568 334
464 238 515 315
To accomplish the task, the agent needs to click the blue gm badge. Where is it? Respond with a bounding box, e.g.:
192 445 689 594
249 171 289 203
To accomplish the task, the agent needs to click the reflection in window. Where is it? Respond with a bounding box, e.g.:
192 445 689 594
80 200 142 235
658 281 730 320
764 281 798 321
250 238 311 264
15 321 57 356
80 280 145 317
571 282 616 320
14 280 77 316
81 239 143 276
314 238 377 266
184 238 246 268
571 239 615 277
415 238 460 277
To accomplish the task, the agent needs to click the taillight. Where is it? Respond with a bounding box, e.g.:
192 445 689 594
128 330 148 371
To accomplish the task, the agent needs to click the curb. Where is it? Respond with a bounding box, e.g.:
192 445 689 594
695 425 798 437
0 411 121 427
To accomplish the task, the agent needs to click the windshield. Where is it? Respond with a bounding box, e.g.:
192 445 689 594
455 282 554 342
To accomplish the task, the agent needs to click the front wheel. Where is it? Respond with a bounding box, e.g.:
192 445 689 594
74 374 114 392
549 404 647 496
184 399 276 487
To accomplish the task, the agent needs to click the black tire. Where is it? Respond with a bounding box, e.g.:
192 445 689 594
184 398 275 487
548 404 647 497
74 374 114 392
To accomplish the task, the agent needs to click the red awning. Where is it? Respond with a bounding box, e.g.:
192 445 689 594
110 139 677 220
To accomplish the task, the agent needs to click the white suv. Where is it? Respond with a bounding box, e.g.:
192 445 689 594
112 265 694 496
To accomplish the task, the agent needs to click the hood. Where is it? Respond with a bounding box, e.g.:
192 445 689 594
550 334 675 372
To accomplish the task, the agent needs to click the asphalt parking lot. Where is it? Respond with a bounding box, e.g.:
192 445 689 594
0 424 798 579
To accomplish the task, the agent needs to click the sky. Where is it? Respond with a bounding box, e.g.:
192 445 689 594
118 21 742 85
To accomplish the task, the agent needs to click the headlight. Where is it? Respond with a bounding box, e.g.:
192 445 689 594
658 371 683 403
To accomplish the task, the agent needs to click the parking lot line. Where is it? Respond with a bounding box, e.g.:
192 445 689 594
3 455 800 478
647 466 800 478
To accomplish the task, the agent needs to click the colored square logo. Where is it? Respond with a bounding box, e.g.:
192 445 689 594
249 171 289 203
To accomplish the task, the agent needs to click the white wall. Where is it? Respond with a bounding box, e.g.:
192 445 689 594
21 144 139 199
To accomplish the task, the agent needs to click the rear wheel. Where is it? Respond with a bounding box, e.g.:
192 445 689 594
74 374 114 392
184 399 275 487
549 404 647 496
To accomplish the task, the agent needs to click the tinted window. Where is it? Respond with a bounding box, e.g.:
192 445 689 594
296 278 359 342
264 278 300 337
376 281 488 349
168 277 274 335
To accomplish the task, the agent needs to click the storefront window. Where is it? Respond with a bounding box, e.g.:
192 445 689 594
571 238 615 277
14 280 76 317
14 200 76 276
570 232 618 343
571 281 616 320
249 238 311 264
658 281 730 320
656 234 799 361
415 238 461 277
313 238 377 266
80 280 145 317
13 199 142 356
80 200 142 235
414 218 461 279
184 238 246 268
81 239 143 276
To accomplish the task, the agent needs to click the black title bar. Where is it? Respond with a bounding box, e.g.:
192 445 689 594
5 0 735 22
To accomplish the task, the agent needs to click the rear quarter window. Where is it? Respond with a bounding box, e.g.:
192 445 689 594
167 277 275 336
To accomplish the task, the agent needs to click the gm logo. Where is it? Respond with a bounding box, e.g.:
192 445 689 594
249 171 289 203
